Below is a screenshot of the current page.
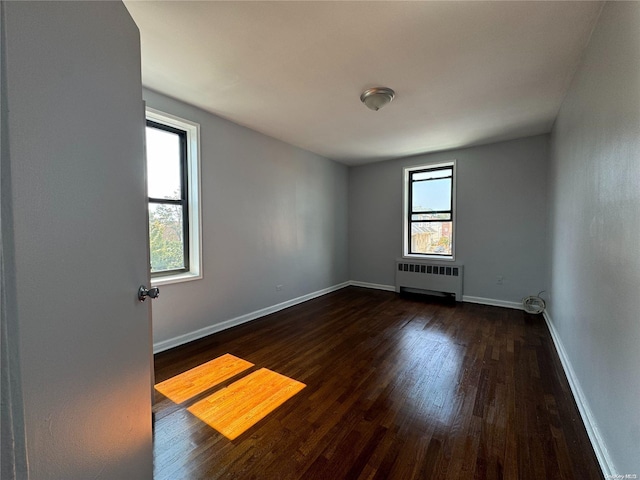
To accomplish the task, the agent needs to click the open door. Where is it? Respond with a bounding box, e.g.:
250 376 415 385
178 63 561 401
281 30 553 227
3 2 153 478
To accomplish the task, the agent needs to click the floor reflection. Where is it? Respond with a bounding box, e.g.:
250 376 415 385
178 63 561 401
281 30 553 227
393 314 464 430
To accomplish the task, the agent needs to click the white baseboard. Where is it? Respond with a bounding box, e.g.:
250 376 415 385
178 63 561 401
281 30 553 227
349 281 396 292
462 295 523 310
543 310 615 477
348 283 526 310
153 281 350 353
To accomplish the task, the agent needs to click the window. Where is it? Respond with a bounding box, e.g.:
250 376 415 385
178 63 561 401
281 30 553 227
145 108 201 284
403 161 456 259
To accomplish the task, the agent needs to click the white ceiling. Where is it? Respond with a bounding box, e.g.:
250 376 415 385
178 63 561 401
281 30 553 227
124 1 603 166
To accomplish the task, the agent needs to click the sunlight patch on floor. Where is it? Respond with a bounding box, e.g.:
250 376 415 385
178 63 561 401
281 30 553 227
188 367 306 440
155 353 254 404
155 354 305 440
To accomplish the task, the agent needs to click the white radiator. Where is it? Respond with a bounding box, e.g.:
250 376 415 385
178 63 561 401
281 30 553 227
395 260 464 301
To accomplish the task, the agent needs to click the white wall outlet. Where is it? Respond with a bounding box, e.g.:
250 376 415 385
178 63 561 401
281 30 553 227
276 285 283 292
497 276 504 285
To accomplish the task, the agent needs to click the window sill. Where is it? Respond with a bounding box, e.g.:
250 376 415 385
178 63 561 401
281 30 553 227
151 271 202 287
402 254 456 262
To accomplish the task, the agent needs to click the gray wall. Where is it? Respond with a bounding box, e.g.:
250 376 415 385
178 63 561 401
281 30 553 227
548 2 640 474
349 135 549 304
143 90 349 348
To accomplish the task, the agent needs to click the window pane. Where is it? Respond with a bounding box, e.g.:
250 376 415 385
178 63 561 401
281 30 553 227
149 203 185 272
146 126 182 200
411 221 452 255
412 168 452 181
411 177 452 212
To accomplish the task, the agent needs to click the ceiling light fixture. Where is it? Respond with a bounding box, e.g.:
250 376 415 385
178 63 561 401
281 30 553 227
360 87 395 111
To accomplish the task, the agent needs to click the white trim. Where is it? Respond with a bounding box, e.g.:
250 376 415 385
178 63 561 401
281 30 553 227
154 283 532 354
462 295 523 310
543 311 615 478
403 253 457 262
349 281 396 292
348 282 527 310
146 107 203 286
153 282 350 353
151 271 201 287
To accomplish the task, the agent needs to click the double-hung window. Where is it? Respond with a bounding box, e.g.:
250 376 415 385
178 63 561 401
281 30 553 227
145 108 202 284
403 161 456 259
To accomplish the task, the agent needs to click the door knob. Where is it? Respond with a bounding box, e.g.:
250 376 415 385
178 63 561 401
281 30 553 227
138 285 160 302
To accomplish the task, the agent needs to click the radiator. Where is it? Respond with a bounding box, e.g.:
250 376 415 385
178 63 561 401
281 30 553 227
395 260 464 301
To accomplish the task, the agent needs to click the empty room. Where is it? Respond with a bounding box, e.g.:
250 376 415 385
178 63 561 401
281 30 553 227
2 1 638 479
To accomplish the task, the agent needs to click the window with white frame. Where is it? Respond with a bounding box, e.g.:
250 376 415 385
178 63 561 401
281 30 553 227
145 108 202 284
403 161 456 259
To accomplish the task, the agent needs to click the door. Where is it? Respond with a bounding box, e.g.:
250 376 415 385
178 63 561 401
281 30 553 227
3 2 153 478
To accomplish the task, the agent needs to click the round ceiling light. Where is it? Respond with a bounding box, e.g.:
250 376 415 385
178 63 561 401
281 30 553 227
360 87 395 111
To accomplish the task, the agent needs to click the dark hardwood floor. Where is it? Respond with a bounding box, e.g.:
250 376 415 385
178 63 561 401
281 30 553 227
153 287 603 479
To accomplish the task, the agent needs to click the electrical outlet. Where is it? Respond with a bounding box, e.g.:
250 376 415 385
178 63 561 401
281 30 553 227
497 276 504 285
276 285 283 292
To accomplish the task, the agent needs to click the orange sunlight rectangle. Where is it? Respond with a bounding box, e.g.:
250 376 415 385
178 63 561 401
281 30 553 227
187 368 306 440
155 353 254 404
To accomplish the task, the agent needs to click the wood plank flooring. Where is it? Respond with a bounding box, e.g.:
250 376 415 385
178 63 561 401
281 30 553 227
153 287 603 479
